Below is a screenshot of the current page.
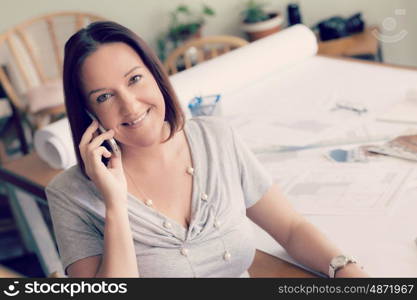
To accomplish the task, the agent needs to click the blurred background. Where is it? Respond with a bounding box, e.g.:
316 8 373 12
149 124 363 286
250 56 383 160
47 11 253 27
0 0 415 277
1 0 416 66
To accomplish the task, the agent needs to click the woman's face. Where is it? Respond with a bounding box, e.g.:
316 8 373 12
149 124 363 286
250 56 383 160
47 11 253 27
81 42 166 148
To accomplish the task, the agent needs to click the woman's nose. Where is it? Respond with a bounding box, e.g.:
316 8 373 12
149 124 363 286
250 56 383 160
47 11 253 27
118 88 142 113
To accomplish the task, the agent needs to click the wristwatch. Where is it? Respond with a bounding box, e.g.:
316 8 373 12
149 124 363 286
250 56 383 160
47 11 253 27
329 255 357 278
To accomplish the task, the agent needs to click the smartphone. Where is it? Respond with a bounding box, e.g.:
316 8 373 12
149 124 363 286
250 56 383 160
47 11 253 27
85 110 121 157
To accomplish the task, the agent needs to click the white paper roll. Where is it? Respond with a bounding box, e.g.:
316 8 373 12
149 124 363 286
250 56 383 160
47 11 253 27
34 118 76 169
170 24 318 115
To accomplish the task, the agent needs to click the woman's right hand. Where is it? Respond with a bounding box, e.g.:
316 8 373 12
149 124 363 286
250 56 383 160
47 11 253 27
79 120 127 207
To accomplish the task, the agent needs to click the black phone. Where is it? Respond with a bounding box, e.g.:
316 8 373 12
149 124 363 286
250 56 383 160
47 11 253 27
85 110 121 157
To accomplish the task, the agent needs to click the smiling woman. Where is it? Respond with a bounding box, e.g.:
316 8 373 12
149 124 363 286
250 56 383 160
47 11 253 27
45 21 368 279
81 43 168 153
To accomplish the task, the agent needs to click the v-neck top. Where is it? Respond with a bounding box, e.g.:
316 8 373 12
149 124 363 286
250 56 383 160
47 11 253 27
126 119 198 236
46 116 274 277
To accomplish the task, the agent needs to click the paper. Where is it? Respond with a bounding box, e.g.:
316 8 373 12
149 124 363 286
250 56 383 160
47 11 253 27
228 113 397 153
237 55 417 274
33 118 76 169
251 165 417 277
218 55 413 152
251 210 417 277
226 112 337 148
264 162 413 215
377 89 417 124
377 101 417 124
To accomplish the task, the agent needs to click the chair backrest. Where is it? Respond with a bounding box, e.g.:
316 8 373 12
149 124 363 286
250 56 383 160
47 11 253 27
0 12 104 112
164 35 249 75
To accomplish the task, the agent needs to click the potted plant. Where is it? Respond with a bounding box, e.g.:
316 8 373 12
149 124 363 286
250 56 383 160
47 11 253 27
240 0 283 41
157 4 215 62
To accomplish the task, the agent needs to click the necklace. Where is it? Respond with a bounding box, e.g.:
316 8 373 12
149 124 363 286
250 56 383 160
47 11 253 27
125 165 195 209
124 122 195 207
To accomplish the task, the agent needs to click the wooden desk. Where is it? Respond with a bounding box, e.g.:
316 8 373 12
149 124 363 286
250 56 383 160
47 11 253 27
318 27 382 61
0 153 65 277
0 152 56 200
0 153 315 278
0 265 22 278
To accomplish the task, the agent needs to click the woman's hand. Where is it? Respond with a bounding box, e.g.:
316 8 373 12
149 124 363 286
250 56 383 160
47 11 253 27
79 120 127 206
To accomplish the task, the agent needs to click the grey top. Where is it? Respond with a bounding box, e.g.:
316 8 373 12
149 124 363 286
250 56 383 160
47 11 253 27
46 116 273 277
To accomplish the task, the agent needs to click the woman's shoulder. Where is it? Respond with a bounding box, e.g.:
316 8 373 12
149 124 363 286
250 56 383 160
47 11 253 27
45 164 105 217
46 164 90 195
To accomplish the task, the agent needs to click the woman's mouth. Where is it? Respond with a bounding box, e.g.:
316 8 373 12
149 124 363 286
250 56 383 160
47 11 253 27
122 107 151 128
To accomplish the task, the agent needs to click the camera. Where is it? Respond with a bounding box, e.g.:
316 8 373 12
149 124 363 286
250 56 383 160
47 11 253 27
316 13 365 41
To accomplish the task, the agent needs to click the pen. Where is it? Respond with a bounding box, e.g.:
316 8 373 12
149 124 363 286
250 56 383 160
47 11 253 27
333 102 368 115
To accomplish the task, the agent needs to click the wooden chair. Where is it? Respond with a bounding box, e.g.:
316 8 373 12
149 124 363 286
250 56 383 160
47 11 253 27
164 35 249 75
0 12 104 159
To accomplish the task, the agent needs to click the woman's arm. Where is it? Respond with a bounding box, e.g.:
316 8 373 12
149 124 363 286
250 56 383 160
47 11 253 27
95 200 138 277
246 184 367 277
67 200 138 278
67 120 139 277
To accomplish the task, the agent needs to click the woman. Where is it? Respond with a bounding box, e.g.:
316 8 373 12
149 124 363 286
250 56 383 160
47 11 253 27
46 21 367 278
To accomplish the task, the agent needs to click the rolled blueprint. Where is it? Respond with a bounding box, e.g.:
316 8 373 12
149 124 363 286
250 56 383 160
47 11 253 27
170 24 318 114
34 118 76 169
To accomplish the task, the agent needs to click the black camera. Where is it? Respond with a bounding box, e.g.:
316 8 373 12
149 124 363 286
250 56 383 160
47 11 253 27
316 13 365 41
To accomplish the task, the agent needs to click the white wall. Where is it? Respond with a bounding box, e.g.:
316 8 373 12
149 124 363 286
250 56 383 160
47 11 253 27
0 0 416 66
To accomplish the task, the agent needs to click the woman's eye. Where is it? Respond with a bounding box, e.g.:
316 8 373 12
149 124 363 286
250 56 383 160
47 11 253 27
96 93 112 103
129 74 142 85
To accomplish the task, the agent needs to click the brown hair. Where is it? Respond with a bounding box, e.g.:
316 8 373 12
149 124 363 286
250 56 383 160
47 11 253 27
63 21 185 178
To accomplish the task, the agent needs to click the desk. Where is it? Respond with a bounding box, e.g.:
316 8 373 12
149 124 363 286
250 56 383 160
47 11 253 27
0 265 22 278
317 26 382 61
220 55 417 277
0 153 315 277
